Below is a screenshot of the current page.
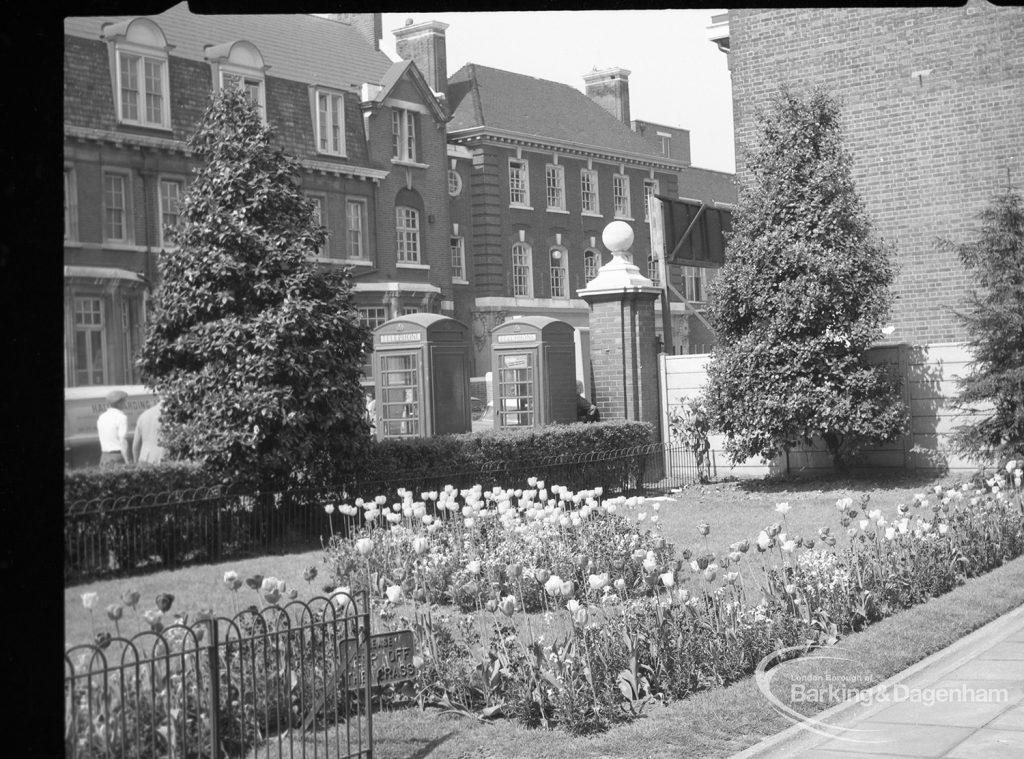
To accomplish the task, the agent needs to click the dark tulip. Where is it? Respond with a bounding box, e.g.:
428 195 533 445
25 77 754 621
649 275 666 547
246 575 264 591
155 593 175 613
95 631 112 649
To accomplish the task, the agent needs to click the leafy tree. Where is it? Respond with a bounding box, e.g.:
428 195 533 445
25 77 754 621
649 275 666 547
704 86 907 472
138 87 370 487
945 185 1024 463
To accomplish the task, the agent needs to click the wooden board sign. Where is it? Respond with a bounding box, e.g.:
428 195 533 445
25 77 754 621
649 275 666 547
344 630 416 689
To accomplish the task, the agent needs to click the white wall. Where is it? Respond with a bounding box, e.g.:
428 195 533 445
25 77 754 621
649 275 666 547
660 342 981 478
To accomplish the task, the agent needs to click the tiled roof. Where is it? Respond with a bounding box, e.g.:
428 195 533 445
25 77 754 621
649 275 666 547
63 3 394 94
447 63 673 161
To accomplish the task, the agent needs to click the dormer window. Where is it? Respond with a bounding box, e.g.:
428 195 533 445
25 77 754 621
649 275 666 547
313 88 346 156
101 18 172 130
205 40 268 122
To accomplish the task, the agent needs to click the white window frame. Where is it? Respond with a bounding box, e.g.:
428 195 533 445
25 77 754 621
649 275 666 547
314 89 347 157
648 255 661 285
158 176 184 249
111 24 171 130
512 242 533 297
584 249 600 281
73 296 108 386
450 236 466 281
683 265 708 304
391 109 417 163
358 306 388 330
103 171 132 244
545 164 566 212
307 193 328 258
64 167 78 242
396 206 421 264
643 179 660 222
448 169 463 197
508 158 531 208
613 173 632 219
346 198 367 259
549 248 567 298
658 133 672 157
580 169 600 215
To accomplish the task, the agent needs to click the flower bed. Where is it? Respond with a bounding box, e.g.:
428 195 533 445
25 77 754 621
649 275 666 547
67 462 1024 748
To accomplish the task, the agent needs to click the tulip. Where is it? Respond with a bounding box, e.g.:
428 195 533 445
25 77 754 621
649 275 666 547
588 573 610 591
324 503 335 515
781 540 796 553
333 587 352 611
106 604 123 622
143 609 163 631
385 585 403 604
756 531 771 551
535 568 551 584
260 578 281 605
659 571 675 588
784 584 797 596
466 559 482 575
560 580 574 597
614 577 627 592
121 590 140 608
775 502 791 515
703 566 717 582
698 521 710 536
804 538 816 549
303 566 318 583
572 603 590 627
155 593 175 613
484 599 498 613
81 592 99 610
412 536 429 555
724 572 739 585
544 575 563 596
355 537 374 556
498 595 516 617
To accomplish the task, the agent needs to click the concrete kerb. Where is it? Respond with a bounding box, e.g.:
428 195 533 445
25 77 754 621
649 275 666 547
729 602 1024 758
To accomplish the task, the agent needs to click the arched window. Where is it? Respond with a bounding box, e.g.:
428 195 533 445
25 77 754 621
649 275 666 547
512 242 533 297
549 247 567 298
101 18 172 129
584 249 600 281
396 207 420 263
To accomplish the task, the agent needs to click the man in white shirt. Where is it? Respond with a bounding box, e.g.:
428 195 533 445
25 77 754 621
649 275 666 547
97 389 131 467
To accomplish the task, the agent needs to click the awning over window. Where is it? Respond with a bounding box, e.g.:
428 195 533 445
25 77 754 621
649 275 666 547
64 266 146 285
658 196 731 267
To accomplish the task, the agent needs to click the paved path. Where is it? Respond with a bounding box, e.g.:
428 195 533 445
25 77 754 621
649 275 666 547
732 604 1024 758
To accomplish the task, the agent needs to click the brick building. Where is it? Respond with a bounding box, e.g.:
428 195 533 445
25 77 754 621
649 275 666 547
393 22 736 376
710 2 1024 347
63 5 451 387
63 6 736 393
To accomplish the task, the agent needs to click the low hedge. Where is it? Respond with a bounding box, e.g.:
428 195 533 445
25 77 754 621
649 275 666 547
64 421 656 506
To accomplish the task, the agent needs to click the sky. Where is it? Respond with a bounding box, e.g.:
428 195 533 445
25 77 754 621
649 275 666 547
377 10 735 174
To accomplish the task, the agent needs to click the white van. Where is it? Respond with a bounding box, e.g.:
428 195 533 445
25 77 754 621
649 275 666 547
64 385 158 469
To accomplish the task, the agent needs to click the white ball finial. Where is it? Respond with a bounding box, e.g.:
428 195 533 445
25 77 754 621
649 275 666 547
602 220 634 253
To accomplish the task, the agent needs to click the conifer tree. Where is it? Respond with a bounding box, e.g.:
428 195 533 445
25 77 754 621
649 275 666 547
946 184 1024 462
138 87 370 487
704 86 907 471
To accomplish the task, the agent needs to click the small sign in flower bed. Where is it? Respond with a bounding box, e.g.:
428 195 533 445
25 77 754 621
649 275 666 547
66 463 1024 752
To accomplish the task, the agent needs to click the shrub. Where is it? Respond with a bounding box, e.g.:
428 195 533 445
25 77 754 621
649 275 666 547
704 85 907 471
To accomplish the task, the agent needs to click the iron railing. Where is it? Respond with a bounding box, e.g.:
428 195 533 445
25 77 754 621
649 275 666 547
65 591 373 759
65 442 708 583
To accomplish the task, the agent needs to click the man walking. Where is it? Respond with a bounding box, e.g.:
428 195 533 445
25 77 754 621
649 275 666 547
97 389 131 467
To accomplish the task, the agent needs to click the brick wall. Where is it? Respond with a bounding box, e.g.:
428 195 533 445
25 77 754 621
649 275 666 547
727 2 1024 346
584 292 660 433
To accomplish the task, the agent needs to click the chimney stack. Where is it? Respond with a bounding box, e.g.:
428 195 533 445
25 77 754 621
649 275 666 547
583 67 632 124
326 13 382 51
393 19 450 100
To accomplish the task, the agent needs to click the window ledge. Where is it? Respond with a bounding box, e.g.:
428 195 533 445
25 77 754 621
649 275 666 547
397 262 430 270
453 277 470 285
101 242 148 252
614 215 636 222
546 208 570 215
313 256 372 266
581 211 603 218
391 158 430 169
315 149 348 159
509 204 534 211
117 121 173 134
